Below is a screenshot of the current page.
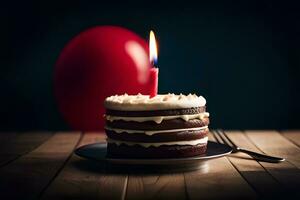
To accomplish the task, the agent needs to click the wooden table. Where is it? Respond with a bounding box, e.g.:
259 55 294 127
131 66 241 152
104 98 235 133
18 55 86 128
0 130 299 199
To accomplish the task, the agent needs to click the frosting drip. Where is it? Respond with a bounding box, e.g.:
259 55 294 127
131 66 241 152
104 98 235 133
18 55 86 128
105 112 209 123
104 93 206 111
107 137 208 148
105 126 208 136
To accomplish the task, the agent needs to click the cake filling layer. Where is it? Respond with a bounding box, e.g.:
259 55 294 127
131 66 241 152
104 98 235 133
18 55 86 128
105 126 208 135
107 137 208 148
105 112 209 124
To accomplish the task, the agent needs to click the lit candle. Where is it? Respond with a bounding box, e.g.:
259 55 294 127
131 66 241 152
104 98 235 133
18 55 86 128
149 30 159 98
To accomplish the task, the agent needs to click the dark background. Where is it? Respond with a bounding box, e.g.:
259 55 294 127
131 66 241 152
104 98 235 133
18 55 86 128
1 0 299 131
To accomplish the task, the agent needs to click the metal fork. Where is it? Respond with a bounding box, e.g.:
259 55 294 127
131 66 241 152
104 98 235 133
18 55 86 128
212 130 285 163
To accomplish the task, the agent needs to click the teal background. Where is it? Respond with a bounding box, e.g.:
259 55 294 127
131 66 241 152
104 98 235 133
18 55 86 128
1 0 299 130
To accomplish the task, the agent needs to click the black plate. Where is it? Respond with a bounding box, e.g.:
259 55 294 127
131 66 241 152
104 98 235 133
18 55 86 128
75 141 232 165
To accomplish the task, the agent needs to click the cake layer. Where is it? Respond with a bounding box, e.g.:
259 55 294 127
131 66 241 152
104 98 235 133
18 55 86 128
105 126 208 135
105 112 209 124
106 118 209 130
104 93 206 111
106 106 206 117
105 128 208 142
107 137 208 147
107 143 207 158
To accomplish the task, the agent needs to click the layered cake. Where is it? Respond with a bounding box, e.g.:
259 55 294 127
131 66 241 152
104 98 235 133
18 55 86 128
104 93 210 158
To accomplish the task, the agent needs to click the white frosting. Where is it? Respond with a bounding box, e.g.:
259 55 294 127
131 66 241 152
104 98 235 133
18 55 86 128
104 93 206 111
107 137 208 148
105 112 209 124
105 126 208 136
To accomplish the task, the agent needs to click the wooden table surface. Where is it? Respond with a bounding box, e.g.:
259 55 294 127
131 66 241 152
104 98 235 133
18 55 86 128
0 130 299 199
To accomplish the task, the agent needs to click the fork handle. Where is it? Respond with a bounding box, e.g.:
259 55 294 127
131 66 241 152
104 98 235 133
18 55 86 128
236 147 285 163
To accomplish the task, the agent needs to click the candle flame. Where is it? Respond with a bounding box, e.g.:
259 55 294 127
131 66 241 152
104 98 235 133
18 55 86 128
149 30 158 65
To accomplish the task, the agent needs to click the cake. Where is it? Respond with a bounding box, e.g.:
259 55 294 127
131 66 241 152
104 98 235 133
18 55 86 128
104 93 210 158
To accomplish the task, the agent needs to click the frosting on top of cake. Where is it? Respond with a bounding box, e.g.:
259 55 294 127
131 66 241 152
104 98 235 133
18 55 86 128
104 93 206 111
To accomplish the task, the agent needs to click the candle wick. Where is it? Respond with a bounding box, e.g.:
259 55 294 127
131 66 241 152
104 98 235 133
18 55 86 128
151 61 157 68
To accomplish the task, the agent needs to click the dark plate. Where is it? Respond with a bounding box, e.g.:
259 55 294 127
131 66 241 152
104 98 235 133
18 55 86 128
75 141 232 165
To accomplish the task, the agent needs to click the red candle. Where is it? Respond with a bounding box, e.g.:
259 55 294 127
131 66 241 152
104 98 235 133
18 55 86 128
149 30 159 98
149 67 159 98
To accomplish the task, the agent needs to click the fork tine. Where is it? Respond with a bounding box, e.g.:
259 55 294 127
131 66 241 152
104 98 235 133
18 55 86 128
219 130 237 148
211 130 222 144
215 130 231 146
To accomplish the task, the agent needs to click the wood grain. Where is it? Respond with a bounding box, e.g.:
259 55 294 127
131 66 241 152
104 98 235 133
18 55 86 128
126 174 186 200
244 130 300 197
0 132 53 167
280 130 300 147
41 132 128 200
245 130 300 168
0 130 299 199
225 131 283 198
184 132 257 199
0 132 81 199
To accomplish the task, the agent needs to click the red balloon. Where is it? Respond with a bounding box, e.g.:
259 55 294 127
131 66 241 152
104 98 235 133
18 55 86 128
54 26 152 131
